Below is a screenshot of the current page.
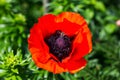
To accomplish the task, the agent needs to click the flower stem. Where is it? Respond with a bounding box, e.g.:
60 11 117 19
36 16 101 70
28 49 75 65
42 0 48 14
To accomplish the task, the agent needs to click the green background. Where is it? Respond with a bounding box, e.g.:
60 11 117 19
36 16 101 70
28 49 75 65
0 0 120 80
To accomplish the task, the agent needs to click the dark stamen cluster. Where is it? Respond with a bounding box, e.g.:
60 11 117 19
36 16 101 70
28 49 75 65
45 30 71 61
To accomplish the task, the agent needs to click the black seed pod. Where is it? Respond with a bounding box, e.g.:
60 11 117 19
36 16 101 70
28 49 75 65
45 30 71 61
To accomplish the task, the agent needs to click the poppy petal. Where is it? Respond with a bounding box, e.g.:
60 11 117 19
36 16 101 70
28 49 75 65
71 25 92 60
60 58 86 73
55 12 87 36
38 14 57 37
28 25 51 63
62 24 92 63
55 12 85 25
56 19 80 36
82 25 92 53
33 57 67 74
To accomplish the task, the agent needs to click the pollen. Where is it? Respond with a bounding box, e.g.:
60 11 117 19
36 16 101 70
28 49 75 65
45 30 71 61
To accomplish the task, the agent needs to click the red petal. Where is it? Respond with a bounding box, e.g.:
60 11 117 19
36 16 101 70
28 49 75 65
56 19 80 36
55 12 86 26
38 14 57 37
60 58 86 73
33 58 67 74
71 25 92 60
62 24 92 63
55 12 87 36
30 48 50 63
28 24 51 63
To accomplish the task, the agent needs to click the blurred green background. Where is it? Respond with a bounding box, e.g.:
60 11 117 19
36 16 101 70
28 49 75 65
0 0 120 80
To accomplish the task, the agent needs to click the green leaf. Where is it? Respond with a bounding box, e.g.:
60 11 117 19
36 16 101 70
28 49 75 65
105 24 117 34
94 1 106 12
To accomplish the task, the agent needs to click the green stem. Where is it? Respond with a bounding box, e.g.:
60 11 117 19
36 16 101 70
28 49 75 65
42 0 48 14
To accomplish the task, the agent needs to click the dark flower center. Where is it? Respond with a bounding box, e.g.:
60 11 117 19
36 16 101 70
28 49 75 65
45 30 71 61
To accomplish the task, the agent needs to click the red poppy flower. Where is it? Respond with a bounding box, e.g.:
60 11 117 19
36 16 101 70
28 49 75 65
28 12 92 74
